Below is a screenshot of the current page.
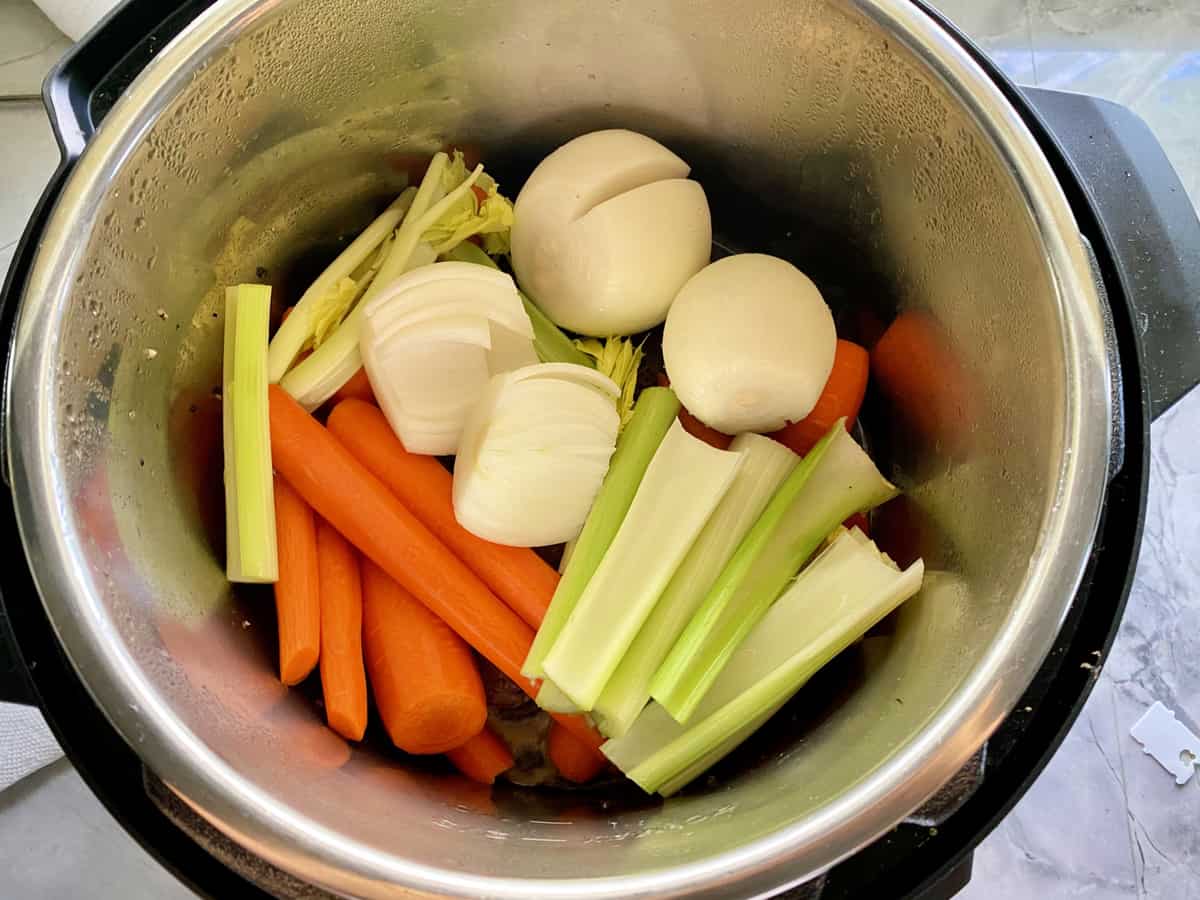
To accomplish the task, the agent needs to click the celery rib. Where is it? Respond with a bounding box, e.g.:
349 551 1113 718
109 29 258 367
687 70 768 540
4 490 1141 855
603 529 924 795
223 284 277 583
523 387 680 684
651 421 898 723
591 433 797 738
541 420 743 710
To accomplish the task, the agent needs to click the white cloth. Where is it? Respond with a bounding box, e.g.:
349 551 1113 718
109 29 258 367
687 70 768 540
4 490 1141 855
32 0 122 42
0 702 63 792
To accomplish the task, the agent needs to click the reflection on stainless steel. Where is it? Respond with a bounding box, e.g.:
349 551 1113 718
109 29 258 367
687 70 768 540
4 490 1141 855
5 0 1113 896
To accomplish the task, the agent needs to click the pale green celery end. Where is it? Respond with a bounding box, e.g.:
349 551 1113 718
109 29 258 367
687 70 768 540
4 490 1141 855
522 293 594 367
654 703 782 797
522 387 681 679
629 561 923 794
608 534 903 788
227 285 277 582
440 242 592 368
592 436 797 738
534 679 582 714
649 426 842 719
267 188 415 383
657 422 892 724
541 422 742 710
276 157 459 408
222 288 241 578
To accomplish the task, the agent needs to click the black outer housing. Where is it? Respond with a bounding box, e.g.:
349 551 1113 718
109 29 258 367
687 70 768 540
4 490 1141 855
0 0 1195 897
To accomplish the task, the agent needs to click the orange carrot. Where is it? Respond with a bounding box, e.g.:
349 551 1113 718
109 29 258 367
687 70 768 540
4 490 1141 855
327 399 559 629
361 559 487 754
871 311 973 458
268 386 605 749
331 368 377 406
273 474 320 685
771 339 869 456
655 372 732 449
547 721 607 784
447 726 515 784
315 518 367 740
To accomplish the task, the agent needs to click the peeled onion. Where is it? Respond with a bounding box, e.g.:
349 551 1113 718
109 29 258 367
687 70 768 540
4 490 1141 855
662 254 836 434
359 262 537 455
453 364 621 546
511 129 712 336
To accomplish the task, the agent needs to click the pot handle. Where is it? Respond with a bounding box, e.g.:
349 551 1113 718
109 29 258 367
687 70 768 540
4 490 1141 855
0 0 213 702
44 0 217 157
1022 87 1200 421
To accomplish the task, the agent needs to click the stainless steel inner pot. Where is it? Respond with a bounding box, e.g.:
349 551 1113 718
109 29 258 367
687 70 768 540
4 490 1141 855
6 0 1114 896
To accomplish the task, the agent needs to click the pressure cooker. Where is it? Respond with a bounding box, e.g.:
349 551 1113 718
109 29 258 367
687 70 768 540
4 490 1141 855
2 0 1198 897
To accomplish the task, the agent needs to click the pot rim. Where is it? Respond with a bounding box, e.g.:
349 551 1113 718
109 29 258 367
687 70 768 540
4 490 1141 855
4 0 1113 896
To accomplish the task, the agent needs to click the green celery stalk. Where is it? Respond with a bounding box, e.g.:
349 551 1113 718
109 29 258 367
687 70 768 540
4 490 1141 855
591 433 798 738
223 284 278 583
279 155 486 410
267 188 416 383
441 241 592 368
541 420 743 709
535 679 583 714
523 387 680 684
651 421 897 723
604 529 925 795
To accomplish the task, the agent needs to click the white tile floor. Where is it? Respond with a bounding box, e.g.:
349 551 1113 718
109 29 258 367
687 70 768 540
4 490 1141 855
1 1 1197 898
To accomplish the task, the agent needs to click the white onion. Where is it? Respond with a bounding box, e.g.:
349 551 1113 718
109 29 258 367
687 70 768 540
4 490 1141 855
662 254 837 434
511 130 712 337
453 363 621 547
359 262 537 455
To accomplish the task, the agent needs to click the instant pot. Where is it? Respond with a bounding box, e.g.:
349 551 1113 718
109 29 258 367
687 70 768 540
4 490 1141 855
2 0 1199 897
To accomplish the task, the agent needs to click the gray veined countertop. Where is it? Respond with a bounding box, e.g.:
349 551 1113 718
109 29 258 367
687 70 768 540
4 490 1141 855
1 0 1197 897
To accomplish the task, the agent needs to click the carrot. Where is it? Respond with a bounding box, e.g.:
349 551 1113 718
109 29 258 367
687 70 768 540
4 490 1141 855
330 367 377 406
447 726 515 784
272 473 320 685
771 339 869 456
315 518 367 740
361 559 487 753
654 372 732 449
547 721 607 784
268 386 606 749
327 399 559 629
870 311 973 457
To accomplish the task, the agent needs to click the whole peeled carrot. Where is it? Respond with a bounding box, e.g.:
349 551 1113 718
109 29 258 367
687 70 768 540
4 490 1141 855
446 726 515 785
273 474 320 685
328 399 559 629
330 367 376 407
771 339 869 457
547 721 607 784
361 559 487 754
315 518 367 740
268 386 603 749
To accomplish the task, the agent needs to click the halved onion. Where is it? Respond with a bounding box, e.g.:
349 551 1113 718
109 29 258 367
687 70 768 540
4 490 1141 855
359 262 537 454
511 130 712 337
453 363 621 547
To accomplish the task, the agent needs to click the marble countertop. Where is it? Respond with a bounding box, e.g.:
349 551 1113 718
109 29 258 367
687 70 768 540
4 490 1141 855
0 0 1197 897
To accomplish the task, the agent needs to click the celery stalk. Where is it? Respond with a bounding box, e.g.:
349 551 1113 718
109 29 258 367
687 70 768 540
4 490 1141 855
591 433 797 737
279 156 487 410
442 241 592 368
523 387 680 683
223 284 277 583
651 421 897 723
535 679 583 714
604 529 924 794
542 420 743 709
267 188 416 383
